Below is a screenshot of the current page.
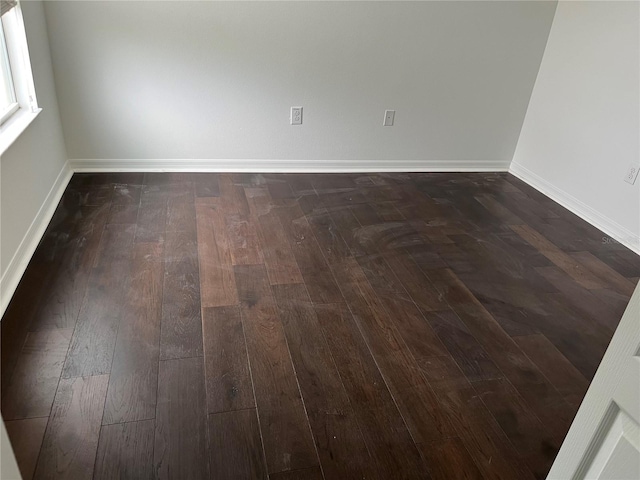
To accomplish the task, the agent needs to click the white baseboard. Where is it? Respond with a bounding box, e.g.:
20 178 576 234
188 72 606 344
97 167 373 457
69 158 510 173
510 162 640 256
0 161 73 318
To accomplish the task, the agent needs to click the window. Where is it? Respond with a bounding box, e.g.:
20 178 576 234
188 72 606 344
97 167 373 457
0 0 40 155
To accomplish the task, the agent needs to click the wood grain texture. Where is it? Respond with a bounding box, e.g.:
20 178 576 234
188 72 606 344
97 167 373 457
34 375 109 480
29 204 110 332
514 333 589 408
571 250 636 296
225 212 264 265
276 204 342 303
235 265 319 474
195 173 220 198
419 356 534 480
268 467 324 480
247 190 303 285
154 357 208 479
314 302 426 478
510 225 605 290
331 258 454 444
425 309 502 383
208 409 268 480
418 437 483 480
273 283 374 479
196 200 238 307
135 202 166 243
3 172 638 480
62 224 135 378
93 420 154 480
2 328 72 420
423 268 577 439
203 306 254 413
161 229 203 359
103 242 163 424
5 417 48 480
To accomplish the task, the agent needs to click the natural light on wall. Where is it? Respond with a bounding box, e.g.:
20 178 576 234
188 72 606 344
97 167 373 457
0 0 39 156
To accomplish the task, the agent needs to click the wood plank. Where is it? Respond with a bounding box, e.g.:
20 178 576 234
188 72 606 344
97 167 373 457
154 357 208 479
225 212 264 265
418 437 483 480
419 356 535 480
267 179 295 200
269 467 324 480
196 200 238 307
473 378 559 469
63 224 136 377
276 204 342 303
385 250 449 312
94 420 155 480
106 204 139 224
313 302 424 479
1 264 52 393
112 184 141 205
510 225 605 290
161 229 203 360
272 283 374 479
355 254 448 361
474 193 524 225
234 265 318 474
421 268 576 440
219 173 250 216
29 204 111 331
535 266 618 333
571 251 636 296
246 189 303 285
103 242 163 424
305 207 351 265
2 328 72 420
166 194 196 233
195 173 220 197
331 258 454 444
135 202 167 243
203 306 254 413
5 417 48 480
33 375 109 480
208 409 268 480
514 333 589 408
425 309 503 383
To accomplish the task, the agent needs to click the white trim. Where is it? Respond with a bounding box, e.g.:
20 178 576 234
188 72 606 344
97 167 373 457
0 161 72 318
510 161 640 256
69 158 510 173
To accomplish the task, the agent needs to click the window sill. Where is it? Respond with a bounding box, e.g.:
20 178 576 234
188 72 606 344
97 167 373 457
0 107 42 157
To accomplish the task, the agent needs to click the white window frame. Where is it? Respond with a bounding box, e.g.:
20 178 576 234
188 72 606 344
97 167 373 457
0 1 41 156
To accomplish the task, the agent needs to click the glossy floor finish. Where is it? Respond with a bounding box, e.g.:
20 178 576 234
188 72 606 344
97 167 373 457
2 172 639 480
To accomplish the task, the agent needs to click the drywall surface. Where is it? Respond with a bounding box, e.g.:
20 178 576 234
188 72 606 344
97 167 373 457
512 1 640 251
1 2 69 288
44 1 555 165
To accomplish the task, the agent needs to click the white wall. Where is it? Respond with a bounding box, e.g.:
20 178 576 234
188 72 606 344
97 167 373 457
43 1 556 168
511 1 640 253
1 1 70 313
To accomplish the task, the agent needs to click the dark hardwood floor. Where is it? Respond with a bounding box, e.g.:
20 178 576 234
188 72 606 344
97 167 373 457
2 172 638 480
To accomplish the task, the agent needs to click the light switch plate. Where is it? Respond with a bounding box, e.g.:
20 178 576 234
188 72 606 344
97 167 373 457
383 110 395 126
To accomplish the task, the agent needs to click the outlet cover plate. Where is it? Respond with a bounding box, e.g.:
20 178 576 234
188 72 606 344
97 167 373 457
291 107 302 125
624 164 639 185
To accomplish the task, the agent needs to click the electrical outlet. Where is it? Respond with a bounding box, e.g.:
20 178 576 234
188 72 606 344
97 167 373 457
383 110 395 126
291 107 302 125
624 164 639 185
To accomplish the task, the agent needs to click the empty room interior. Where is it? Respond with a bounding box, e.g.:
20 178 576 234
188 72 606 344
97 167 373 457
1 0 640 479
